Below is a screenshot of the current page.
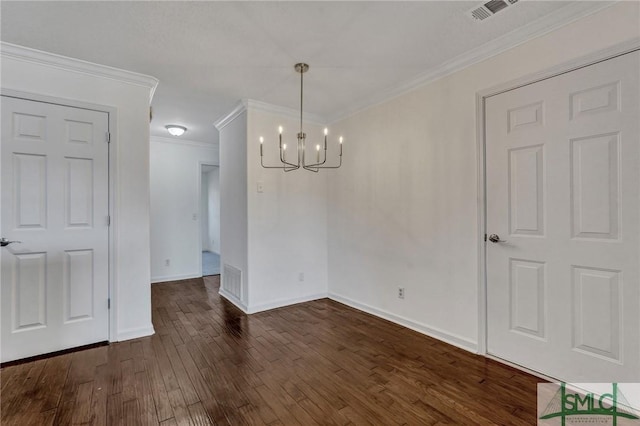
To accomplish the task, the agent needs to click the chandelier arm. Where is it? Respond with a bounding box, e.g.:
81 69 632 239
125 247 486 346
302 151 327 168
260 138 300 170
308 154 342 169
279 144 300 169
279 155 300 169
261 155 298 170
278 133 300 171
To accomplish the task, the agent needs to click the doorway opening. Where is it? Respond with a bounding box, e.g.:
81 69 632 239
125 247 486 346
200 164 220 276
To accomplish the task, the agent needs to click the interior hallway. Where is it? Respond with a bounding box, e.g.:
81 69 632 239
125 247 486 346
202 251 221 276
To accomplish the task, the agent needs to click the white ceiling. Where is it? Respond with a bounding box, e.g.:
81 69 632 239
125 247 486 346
1 1 610 144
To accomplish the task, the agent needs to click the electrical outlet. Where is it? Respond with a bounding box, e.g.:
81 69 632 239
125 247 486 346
398 287 405 299
165 259 170 267
298 272 304 282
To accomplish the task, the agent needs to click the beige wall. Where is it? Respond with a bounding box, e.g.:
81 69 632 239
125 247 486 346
327 2 640 350
247 107 329 312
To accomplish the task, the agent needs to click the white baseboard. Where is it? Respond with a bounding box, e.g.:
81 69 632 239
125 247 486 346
247 293 329 314
151 272 201 284
117 325 155 342
328 292 478 353
218 291 329 315
219 288 249 313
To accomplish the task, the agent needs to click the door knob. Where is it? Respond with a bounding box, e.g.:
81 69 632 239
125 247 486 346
488 234 506 243
0 238 21 247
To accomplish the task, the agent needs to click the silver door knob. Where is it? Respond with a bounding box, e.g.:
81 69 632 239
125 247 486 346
0 238 21 247
488 234 506 243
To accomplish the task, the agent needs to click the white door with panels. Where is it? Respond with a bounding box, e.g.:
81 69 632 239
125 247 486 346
486 51 640 382
1 96 110 362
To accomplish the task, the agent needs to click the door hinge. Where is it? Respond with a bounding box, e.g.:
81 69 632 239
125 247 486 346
106 132 111 143
108 298 111 309
107 215 111 226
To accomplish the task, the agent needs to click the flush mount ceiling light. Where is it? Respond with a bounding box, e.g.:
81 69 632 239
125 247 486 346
165 124 187 136
259 63 343 172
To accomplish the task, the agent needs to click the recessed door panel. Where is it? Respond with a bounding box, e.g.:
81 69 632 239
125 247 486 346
508 101 544 133
570 81 619 119
572 266 620 361
65 157 94 228
13 112 46 141
13 252 47 331
570 133 619 240
64 250 94 323
508 145 544 236
13 153 47 229
509 259 545 339
65 119 94 145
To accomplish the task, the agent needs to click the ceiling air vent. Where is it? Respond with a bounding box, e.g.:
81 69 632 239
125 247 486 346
468 0 519 22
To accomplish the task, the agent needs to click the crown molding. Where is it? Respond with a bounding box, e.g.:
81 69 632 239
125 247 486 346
327 1 616 124
213 101 247 131
245 99 327 126
151 135 218 150
0 42 159 103
213 98 328 131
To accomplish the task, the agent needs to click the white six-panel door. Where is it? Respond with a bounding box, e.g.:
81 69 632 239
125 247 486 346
1 96 110 362
486 51 640 382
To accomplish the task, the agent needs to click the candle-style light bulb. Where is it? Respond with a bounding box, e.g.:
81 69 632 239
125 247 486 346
316 144 320 163
282 143 287 150
316 144 320 151
339 136 343 144
278 126 283 134
259 136 264 144
324 128 328 136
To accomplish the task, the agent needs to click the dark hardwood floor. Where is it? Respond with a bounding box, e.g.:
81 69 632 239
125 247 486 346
1 276 542 425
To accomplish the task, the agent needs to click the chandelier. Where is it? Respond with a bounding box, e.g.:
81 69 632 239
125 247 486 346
260 63 343 172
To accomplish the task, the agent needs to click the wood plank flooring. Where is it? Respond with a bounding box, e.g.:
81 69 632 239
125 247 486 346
1 276 542 425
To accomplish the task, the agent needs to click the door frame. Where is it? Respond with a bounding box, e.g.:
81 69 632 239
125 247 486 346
1 89 119 343
198 161 218 277
475 38 640 359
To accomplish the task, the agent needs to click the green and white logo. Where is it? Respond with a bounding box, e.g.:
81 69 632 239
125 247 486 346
538 383 640 425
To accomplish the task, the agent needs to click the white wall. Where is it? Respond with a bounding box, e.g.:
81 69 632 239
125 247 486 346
207 168 221 254
218 111 249 308
217 104 330 313
327 2 640 351
246 108 329 312
0 44 158 341
150 138 218 282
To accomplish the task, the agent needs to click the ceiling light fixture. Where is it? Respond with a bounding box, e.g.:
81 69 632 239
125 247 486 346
165 124 187 136
260 63 343 172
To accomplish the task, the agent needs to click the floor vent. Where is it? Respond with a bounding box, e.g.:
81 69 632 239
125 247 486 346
222 263 242 300
468 0 518 22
